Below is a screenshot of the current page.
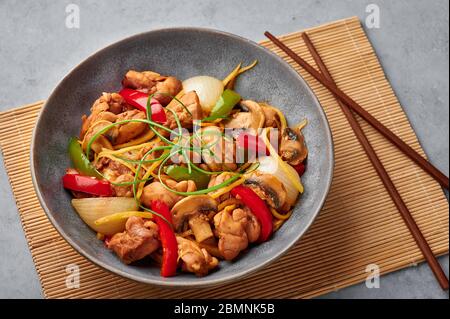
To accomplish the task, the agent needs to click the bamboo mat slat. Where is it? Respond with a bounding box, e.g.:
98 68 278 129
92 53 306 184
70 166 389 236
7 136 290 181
0 17 448 299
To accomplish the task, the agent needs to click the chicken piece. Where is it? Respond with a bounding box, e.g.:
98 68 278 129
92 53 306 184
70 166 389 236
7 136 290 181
279 127 308 166
107 216 160 264
260 103 282 129
140 179 197 209
199 126 237 172
154 76 183 106
213 207 261 260
140 182 179 209
81 112 118 141
208 172 235 201
114 110 149 145
95 157 134 197
135 141 166 161
117 141 166 164
122 70 160 89
122 70 182 105
81 92 128 139
96 157 132 176
166 132 203 165
81 120 117 153
113 174 135 197
165 91 203 129
240 208 261 243
176 236 219 276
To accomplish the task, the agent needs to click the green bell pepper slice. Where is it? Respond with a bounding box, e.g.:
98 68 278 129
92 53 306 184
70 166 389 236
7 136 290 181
68 137 101 178
165 165 210 190
209 89 241 118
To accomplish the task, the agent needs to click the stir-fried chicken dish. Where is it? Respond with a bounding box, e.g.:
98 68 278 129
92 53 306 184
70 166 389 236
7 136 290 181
64 61 308 277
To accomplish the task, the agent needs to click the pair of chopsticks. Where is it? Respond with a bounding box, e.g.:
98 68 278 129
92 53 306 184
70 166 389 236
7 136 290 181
264 31 449 290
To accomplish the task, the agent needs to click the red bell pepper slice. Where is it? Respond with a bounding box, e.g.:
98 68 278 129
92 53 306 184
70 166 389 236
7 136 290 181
62 173 113 197
230 185 273 242
150 200 178 277
119 88 167 124
236 132 270 156
292 162 306 177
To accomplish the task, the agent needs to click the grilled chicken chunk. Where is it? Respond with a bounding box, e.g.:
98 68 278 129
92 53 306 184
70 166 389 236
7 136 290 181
95 157 134 197
122 70 182 106
213 207 260 260
81 92 128 139
176 236 219 276
107 216 160 264
114 109 148 145
81 93 150 147
141 179 197 209
165 91 203 129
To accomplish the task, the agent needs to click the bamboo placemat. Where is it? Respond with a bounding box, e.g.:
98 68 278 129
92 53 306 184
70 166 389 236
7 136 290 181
0 17 448 299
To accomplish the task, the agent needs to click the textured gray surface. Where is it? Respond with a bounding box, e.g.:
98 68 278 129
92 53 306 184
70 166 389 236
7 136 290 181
0 0 448 299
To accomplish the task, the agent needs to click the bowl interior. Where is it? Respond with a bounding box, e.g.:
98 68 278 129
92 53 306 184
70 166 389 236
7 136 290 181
32 28 333 287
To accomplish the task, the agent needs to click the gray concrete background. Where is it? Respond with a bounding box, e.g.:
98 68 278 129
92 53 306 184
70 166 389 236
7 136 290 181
0 0 448 299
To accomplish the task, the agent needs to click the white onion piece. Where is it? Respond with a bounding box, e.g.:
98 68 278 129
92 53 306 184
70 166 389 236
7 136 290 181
256 156 300 205
182 76 224 113
71 197 138 235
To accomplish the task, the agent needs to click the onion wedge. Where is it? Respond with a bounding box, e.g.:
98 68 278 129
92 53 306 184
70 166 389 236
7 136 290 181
94 211 153 235
71 197 139 235
182 76 224 113
261 128 304 193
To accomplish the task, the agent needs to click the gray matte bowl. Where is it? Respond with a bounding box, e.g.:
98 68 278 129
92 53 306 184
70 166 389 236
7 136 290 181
31 28 334 288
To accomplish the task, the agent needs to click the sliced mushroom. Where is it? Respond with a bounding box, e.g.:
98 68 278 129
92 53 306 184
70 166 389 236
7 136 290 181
280 127 308 166
171 195 218 243
244 172 287 210
224 100 265 132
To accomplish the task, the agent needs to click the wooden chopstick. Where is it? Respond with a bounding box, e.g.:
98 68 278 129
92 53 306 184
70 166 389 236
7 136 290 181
264 31 449 190
301 31 449 291
265 30 449 290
